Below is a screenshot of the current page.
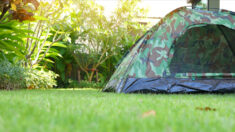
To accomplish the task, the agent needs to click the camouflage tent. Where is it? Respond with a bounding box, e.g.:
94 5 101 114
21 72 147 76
103 7 235 93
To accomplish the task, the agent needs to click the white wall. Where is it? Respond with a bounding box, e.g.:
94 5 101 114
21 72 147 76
221 0 235 12
208 0 220 11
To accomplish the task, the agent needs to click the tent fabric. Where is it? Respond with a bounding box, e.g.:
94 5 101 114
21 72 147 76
170 25 235 74
103 7 235 93
106 78 235 93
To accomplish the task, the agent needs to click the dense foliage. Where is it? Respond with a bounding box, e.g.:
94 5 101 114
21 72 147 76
25 69 58 89
0 58 57 90
0 59 25 90
0 0 149 89
53 0 148 87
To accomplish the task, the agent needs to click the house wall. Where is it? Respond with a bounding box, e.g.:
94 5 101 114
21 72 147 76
208 0 220 11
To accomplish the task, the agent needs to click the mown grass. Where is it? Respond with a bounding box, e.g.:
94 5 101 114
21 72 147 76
0 89 234 132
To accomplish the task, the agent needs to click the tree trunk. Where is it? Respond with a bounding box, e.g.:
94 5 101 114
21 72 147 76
77 70 81 83
88 70 95 82
96 70 98 82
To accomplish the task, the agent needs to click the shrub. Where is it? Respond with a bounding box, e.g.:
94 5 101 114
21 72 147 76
0 59 58 90
25 69 58 89
0 59 26 90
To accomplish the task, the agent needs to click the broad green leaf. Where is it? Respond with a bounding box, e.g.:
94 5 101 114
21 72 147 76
52 43 67 48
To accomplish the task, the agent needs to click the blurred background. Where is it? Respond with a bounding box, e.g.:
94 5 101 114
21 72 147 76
97 0 235 25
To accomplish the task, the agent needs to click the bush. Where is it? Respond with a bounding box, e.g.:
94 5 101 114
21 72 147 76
0 59 58 90
68 80 105 89
25 70 58 89
0 59 26 90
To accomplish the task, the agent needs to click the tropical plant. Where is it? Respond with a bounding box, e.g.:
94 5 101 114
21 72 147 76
0 0 69 68
0 21 30 63
24 0 70 68
52 42 74 87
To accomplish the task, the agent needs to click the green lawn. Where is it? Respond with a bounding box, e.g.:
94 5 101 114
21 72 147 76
0 90 234 132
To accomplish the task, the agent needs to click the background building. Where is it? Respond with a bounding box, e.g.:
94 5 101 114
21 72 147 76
97 0 234 26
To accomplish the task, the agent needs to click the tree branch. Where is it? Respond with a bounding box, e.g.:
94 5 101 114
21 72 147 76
26 23 31 50
31 33 63 66
31 27 50 65
0 4 11 21
27 21 41 53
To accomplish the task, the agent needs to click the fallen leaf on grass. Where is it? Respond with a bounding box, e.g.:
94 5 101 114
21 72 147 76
142 110 156 118
196 107 216 111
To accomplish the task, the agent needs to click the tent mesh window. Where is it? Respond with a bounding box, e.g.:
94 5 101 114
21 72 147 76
170 24 235 74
